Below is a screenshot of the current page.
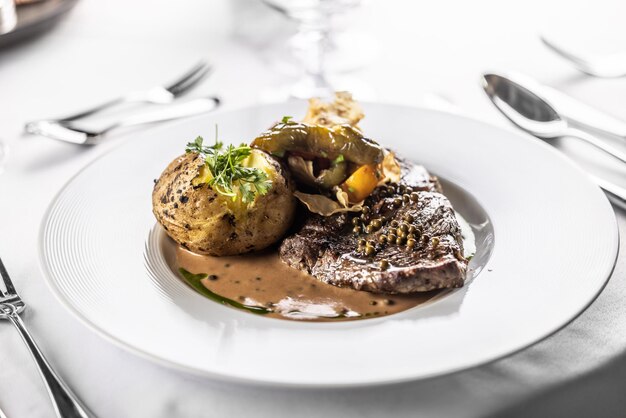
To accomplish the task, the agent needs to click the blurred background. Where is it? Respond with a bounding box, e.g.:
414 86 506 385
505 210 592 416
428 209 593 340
3 0 626 116
3 0 626 195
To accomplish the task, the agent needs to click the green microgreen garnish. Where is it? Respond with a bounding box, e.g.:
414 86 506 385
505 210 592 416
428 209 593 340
185 129 272 205
281 115 294 124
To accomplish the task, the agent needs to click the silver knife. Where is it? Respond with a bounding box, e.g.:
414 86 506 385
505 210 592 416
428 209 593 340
498 72 626 140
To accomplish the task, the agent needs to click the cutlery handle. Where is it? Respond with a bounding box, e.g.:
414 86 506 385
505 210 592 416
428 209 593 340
566 128 626 164
541 87 626 140
24 121 88 145
111 96 221 131
592 175 626 211
59 97 125 122
59 87 175 122
5 307 95 418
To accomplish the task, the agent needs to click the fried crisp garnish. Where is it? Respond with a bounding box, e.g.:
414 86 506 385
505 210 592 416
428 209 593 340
303 91 364 128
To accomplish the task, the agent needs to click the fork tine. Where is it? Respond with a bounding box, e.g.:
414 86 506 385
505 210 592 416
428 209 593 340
167 64 213 97
164 61 210 94
0 257 17 296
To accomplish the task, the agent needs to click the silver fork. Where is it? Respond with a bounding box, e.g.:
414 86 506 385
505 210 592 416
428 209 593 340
27 95 221 145
0 258 95 418
541 36 626 78
24 60 212 136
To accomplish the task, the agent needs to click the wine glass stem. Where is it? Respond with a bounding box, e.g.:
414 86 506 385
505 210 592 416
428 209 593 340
294 22 333 98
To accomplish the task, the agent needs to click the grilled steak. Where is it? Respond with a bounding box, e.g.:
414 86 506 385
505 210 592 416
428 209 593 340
279 158 468 293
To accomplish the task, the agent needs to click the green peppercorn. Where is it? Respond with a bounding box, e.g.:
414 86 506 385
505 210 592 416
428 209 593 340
404 213 414 223
402 194 410 203
378 235 388 244
393 197 402 207
405 186 414 194
379 259 389 270
387 233 397 244
362 206 371 215
390 220 399 227
371 219 382 230
397 229 407 239
353 226 361 234
352 217 361 226
365 224 374 234
358 238 366 247
410 192 419 202
398 184 406 193
408 225 417 234
432 237 440 247
364 245 376 257
407 238 417 249
397 236 407 245
407 233 416 240
399 223 409 233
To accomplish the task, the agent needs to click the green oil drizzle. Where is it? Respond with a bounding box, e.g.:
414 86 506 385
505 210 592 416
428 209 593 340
178 268 270 315
179 268 368 320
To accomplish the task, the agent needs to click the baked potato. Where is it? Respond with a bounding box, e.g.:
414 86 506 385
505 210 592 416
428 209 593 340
152 149 296 256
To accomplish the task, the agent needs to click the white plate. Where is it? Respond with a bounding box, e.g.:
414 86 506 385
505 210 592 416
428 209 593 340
39 102 619 387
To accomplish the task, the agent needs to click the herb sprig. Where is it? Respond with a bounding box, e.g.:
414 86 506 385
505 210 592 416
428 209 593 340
186 133 272 205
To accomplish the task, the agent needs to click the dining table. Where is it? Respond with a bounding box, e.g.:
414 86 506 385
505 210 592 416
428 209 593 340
1 0 625 416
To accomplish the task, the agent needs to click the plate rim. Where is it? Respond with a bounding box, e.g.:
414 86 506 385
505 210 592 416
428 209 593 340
37 101 620 388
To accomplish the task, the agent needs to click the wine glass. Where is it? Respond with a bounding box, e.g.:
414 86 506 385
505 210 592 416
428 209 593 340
261 0 366 99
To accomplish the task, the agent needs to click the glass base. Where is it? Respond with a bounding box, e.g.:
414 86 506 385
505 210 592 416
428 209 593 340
259 75 377 103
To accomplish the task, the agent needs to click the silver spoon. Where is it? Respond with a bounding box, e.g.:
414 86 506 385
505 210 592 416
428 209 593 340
482 72 626 164
482 72 626 209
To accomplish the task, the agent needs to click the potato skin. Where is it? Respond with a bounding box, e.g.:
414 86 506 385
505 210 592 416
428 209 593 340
152 151 296 256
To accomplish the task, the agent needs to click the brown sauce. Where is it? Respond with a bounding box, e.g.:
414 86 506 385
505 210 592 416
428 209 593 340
174 246 440 322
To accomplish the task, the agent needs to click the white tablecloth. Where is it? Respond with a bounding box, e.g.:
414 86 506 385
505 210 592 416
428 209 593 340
1 1 625 417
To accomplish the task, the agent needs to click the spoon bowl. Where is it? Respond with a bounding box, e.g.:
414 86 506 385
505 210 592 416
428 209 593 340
481 73 569 138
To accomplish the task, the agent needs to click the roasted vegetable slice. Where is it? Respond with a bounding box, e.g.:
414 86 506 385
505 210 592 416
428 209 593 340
251 121 384 166
340 164 379 203
287 155 348 189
